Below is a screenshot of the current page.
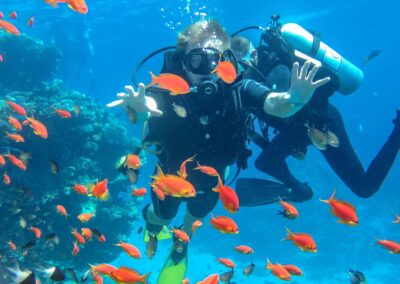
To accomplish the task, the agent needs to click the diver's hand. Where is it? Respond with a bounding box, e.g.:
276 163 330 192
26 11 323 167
106 83 163 117
286 61 330 106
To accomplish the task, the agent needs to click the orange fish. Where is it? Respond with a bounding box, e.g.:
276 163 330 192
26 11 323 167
72 241 79 256
71 229 85 245
0 12 3 18
29 226 42 239
171 228 190 243
9 11 17 19
8 116 22 131
3 173 10 185
320 190 358 225
97 234 106 242
284 228 317 253
24 116 48 139
125 153 141 169
8 240 17 250
393 214 400 224
234 245 254 254
212 175 239 214
66 0 88 14
56 205 69 218
44 0 67 8
6 153 26 171
7 101 26 116
151 184 165 200
212 61 237 84
5 132 24 143
27 16 34 27
210 214 239 234
73 183 88 195
282 264 303 276
78 212 95 222
191 220 203 233
218 257 235 268
91 271 103 284
81 228 92 240
89 263 117 276
177 155 195 179
278 197 299 219
131 187 147 197
194 163 219 176
182 279 189 284
196 273 219 284
376 238 400 254
114 241 141 259
151 165 196 199
89 179 109 201
265 258 291 281
55 109 72 118
110 266 150 284
0 20 20 35
148 72 190 95
0 155 5 167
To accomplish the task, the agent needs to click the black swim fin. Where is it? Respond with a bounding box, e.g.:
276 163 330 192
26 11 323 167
236 178 289 207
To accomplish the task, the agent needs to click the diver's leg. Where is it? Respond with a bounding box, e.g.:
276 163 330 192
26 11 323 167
322 106 400 198
255 137 313 202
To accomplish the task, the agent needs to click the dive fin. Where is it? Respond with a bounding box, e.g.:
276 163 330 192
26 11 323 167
157 247 188 284
236 178 289 207
143 226 171 243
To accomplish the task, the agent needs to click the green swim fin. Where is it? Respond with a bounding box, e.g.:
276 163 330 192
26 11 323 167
157 247 188 284
143 226 171 243
236 178 289 207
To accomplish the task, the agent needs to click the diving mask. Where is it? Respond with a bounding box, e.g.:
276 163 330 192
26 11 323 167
183 47 222 75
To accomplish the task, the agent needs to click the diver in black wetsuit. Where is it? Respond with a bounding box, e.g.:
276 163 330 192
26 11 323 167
232 26 400 205
108 19 329 275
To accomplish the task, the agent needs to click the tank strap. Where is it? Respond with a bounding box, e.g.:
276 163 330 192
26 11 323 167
310 32 321 57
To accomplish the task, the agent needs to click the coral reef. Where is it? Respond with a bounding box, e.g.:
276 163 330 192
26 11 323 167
0 33 141 278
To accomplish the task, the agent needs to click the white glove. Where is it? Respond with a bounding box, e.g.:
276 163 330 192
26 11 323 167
106 83 163 117
286 61 331 105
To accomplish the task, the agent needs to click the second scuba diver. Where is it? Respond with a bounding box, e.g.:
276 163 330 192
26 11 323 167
108 19 330 283
232 16 400 206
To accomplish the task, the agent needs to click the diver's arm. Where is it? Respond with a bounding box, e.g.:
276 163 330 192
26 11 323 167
263 61 330 118
106 83 163 120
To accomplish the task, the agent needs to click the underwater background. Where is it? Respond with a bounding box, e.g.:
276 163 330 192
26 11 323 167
0 0 399 283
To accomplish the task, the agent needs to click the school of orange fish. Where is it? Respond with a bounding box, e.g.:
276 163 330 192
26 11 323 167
1 1 399 284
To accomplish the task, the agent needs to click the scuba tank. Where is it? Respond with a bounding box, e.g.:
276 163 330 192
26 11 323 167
280 23 363 95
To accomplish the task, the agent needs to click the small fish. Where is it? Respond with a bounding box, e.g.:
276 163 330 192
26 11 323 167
29 226 42 239
172 228 190 243
234 245 253 254
212 175 239 214
375 238 400 254
40 266 65 281
66 0 89 14
219 270 234 283
148 72 190 95
81 269 91 282
88 179 109 201
393 213 400 224
7 101 26 116
265 258 291 281
3 173 10 185
9 11 17 19
55 109 72 118
304 123 327 150
89 263 117 276
7 153 26 171
81 228 93 240
212 61 237 84
326 130 340 148
72 241 79 256
177 155 195 179
114 241 141 259
27 16 34 27
282 264 303 276
197 273 219 284
19 217 27 228
284 227 317 252
5 132 25 143
278 197 299 219
218 257 235 268
0 155 5 166
243 263 255 276
56 205 69 218
71 229 85 245
194 163 219 176
172 103 187 118
0 19 20 35
8 116 22 131
110 266 150 283
50 160 59 174
131 187 147 197
22 241 36 250
125 154 141 169
73 183 88 195
320 189 358 225
362 50 381 66
7 241 17 250
210 214 239 234
349 268 366 284
0 12 3 18
24 116 48 139
77 212 95 222
191 220 202 233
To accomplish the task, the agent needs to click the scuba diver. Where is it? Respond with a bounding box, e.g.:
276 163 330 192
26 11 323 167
233 15 400 206
108 19 329 284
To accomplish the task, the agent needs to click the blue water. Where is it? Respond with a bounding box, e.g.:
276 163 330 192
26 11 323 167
1 0 399 283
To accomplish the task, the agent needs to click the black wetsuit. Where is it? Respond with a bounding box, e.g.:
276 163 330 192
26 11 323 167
250 64 400 200
145 78 270 220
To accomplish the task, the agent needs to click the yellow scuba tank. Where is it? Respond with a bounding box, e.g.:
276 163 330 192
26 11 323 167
280 23 363 95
